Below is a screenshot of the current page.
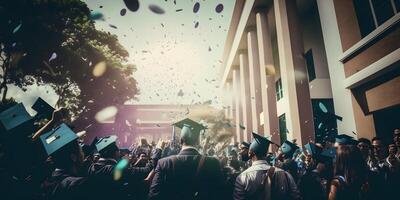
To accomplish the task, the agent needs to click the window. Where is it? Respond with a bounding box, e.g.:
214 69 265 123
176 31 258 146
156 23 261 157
353 0 398 37
278 114 287 144
311 99 338 144
305 49 316 82
275 78 283 101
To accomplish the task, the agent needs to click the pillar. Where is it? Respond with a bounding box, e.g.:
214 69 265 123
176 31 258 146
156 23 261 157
232 69 243 142
239 51 253 141
274 0 315 145
247 28 263 134
256 10 280 144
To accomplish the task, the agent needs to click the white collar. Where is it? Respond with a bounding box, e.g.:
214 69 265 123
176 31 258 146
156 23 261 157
181 145 198 151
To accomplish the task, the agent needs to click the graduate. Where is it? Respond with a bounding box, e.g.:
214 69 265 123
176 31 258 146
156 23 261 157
233 132 300 200
148 118 224 200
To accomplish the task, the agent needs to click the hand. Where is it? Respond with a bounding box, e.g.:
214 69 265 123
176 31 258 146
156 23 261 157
156 140 166 150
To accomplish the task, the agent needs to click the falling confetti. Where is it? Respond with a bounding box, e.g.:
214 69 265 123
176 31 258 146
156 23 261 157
193 2 200 13
123 0 140 12
318 102 328 113
109 24 118 29
149 4 165 14
120 8 127 16
92 61 107 77
194 21 199 28
13 23 22 33
177 89 184 97
48 52 57 62
95 106 118 123
176 9 183 12
215 4 224 13
90 11 104 20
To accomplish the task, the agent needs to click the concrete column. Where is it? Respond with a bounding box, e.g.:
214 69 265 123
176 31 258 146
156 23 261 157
316 0 357 135
226 81 237 143
247 28 263 134
274 0 315 145
256 11 280 144
239 51 253 141
232 69 243 142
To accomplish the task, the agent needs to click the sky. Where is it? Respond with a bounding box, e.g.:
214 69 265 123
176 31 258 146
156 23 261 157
6 0 234 113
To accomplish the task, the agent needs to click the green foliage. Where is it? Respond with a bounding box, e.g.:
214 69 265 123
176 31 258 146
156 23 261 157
0 0 138 123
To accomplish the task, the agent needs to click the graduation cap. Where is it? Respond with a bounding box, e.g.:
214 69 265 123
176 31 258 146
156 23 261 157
317 147 336 163
39 123 78 156
240 141 250 149
0 103 32 132
250 132 272 155
281 140 299 157
335 134 357 145
95 135 118 153
304 143 323 157
173 118 206 139
32 97 55 120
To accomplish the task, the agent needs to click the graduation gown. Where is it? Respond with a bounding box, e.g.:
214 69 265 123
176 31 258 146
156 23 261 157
45 169 93 200
233 160 301 200
148 147 224 200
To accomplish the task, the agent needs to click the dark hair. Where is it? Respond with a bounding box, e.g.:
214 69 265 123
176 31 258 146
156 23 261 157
100 143 119 158
334 145 368 187
371 137 382 144
52 140 82 169
180 134 199 146
357 138 371 146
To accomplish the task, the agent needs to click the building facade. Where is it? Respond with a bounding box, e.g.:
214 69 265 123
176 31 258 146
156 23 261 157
220 0 400 146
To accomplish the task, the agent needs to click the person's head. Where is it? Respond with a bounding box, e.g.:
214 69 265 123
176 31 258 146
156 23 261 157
393 128 400 147
52 140 84 174
388 143 397 158
249 133 271 161
372 137 387 160
239 142 250 162
140 138 148 146
228 149 238 161
357 138 371 159
99 143 120 160
335 145 367 185
180 125 200 146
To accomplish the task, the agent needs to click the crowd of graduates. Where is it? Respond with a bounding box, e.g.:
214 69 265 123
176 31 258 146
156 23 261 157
0 98 399 200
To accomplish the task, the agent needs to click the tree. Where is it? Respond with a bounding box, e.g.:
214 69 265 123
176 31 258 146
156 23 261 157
0 0 138 124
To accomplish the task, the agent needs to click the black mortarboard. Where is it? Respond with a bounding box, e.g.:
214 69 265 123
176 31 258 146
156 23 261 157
95 135 118 153
0 103 32 132
335 134 356 145
250 132 271 155
32 97 54 120
318 147 336 163
240 141 250 149
281 140 299 157
39 123 78 156
304 142 322 156
173 118 205 139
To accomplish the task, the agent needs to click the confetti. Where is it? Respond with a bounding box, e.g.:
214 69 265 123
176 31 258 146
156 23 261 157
92 61 107 77
120 8 127 16
90 11 104 20
48 52 57 62
123 0 140 12
95 106 118 123
13 23 22 33
149 4 165 14
318 102 328 113
215 4 224 13
193 2 200 13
